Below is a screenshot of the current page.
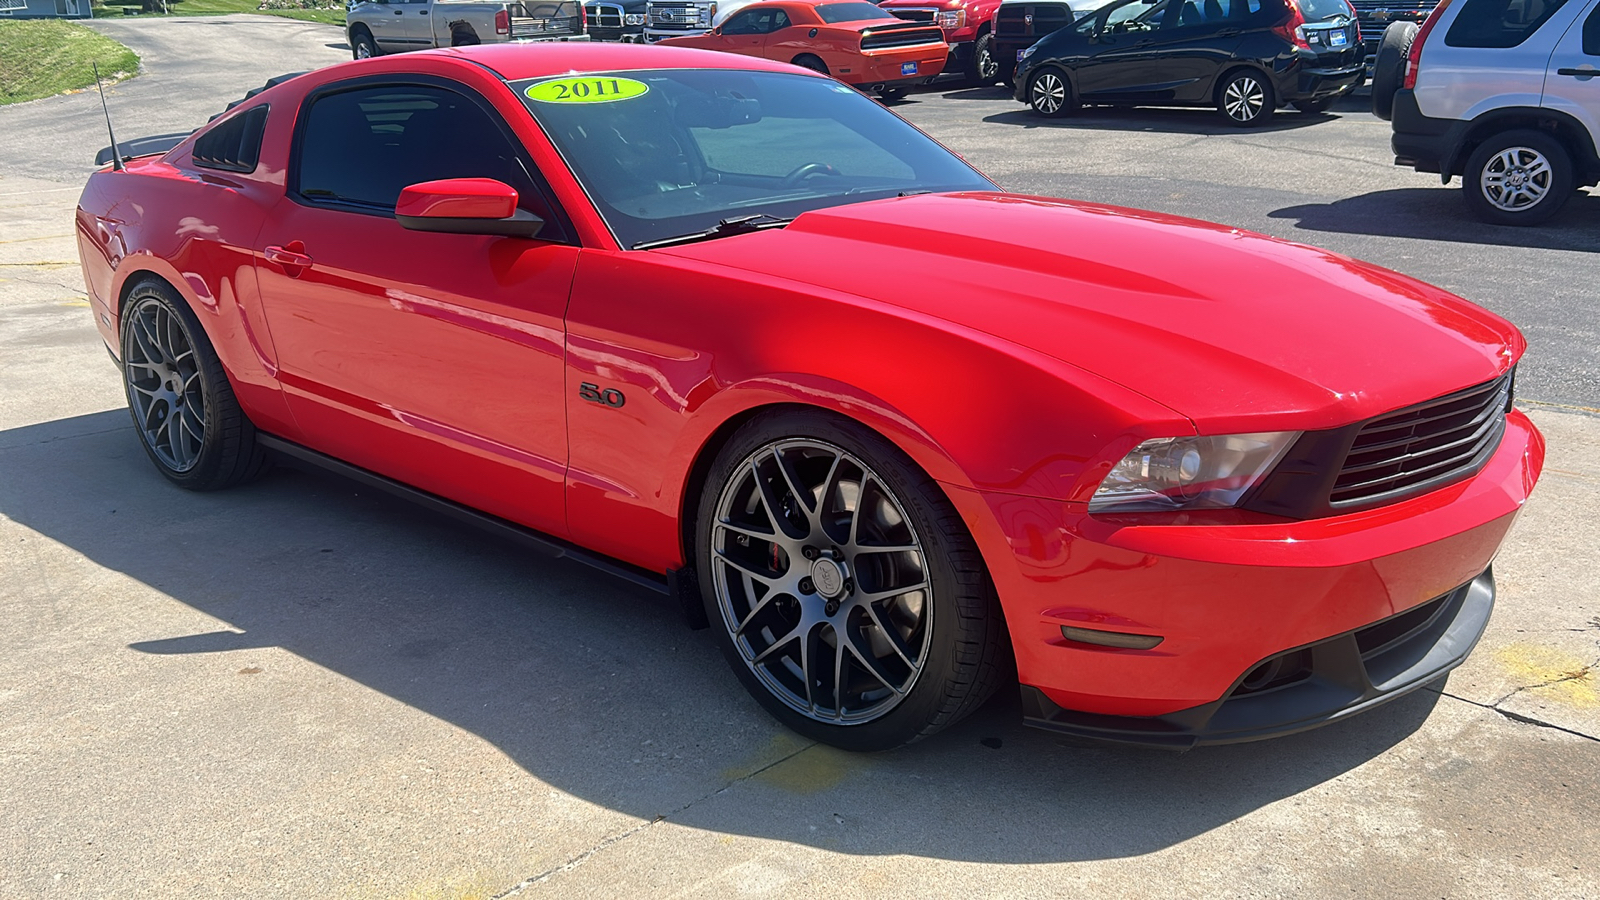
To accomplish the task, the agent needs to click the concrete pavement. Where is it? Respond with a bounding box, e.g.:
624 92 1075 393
1 16 1596 899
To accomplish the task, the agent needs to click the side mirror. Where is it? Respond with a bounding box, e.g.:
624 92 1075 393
712 25 722 34
395 178 545 239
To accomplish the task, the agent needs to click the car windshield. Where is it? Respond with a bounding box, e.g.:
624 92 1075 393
515 69 994 249
815 1 897 21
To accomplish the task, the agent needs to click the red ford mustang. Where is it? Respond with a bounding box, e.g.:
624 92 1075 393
76 43 1543 751
661 0 947 101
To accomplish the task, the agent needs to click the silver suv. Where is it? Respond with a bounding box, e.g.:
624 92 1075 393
1376 0 1599 224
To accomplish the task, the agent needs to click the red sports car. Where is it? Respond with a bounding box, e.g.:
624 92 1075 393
661 0 947 100
76 43 1543 751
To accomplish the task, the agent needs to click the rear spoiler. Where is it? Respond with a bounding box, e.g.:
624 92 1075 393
95 132 191 167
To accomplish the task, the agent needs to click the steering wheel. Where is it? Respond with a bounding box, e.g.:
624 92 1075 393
781 162 841 187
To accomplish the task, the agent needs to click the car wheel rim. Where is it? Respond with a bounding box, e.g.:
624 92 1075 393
711 439 933 725
124 298 206 473
1481 147 1552 213
1224 76 1264 121
1032 73 1064 114
355 42 372 59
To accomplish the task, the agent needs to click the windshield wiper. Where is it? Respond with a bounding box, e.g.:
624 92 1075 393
632 214 793 251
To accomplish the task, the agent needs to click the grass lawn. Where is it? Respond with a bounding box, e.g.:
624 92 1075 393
92 0 347 26
0 19 140 105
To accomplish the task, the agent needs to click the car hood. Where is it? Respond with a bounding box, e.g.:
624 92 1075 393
657 193 1521 431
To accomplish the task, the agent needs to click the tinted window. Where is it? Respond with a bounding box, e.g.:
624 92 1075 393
1295 0 1352 20
1584 3 1599 54
1081 0 1169 33
725 8 790 32
519 70 993 249
194 104 268 174
295 84 556 227
1445 0 1571 48
815 1 895 22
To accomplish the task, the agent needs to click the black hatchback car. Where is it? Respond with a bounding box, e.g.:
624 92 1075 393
1011 0 1365 125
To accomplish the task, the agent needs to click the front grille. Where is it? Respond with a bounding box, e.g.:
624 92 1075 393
860 25 944 50
995 3 1074 41
1329 373 1512 507
1348 0 1436 46
584 2 623 28
888 7 939 22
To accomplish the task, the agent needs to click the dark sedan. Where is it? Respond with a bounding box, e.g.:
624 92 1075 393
1012 0 1364 126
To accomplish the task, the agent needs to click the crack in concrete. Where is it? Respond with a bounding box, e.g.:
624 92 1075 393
1443 690 1599 744
491 740 819 897
1489 657 1598 707
0 425 126 452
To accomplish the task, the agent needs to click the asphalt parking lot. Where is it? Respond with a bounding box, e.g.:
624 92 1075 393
1 16 1597 899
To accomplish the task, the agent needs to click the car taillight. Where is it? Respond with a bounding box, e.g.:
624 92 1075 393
495 9 510 34
1272 0 1311 50
1402 0 1451 90
1344 0 1360 43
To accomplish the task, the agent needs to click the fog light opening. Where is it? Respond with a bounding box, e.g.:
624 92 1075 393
1060 625 1164 650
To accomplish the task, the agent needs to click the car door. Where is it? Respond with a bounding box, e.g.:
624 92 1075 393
368 0 417 52
1543 0 1600 142
716 7 775 54
254 80 578 536
1075 0 1176 99
400 0 437 46
1145 0 1247 101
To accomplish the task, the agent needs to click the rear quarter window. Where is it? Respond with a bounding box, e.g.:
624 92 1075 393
1444 0 1571 48
193 105 269 174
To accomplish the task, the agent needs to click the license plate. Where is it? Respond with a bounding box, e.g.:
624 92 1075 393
901 62 918 75
1017 49 1027 60
1331 30 1347 46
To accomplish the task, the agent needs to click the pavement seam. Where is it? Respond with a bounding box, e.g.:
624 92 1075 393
1442 690 1599 743
1488 656 1598 707
0 424 125 452
491 739 819 897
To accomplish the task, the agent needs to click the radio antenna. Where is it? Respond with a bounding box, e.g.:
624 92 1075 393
92 62 123 172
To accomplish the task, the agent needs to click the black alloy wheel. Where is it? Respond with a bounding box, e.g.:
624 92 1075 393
966 32 1000 85
879 87 909 103
1027 67 1074 118
1218 70 1273 127
119 278 270 491
351 28 379 60
793 54 829 75
696 410 1008 751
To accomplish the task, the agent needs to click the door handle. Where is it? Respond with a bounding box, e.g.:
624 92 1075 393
1556 67 1597 77
393 8 402 13
265 243 314 273
419 9 428 13
1133 39 1153 47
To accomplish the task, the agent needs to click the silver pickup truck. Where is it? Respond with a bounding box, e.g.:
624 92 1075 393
347 0 587 58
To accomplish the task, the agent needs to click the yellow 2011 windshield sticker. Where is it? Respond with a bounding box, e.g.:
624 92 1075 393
526 76 649 104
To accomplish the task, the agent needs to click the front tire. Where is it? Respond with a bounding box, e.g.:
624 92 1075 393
792 54 829 76
966 31 1000 85
119 279 270 491
696 410 1007 751
1462 129 1574 226
1217 69 1273 127
1027 66 1075 118
350 28 378 60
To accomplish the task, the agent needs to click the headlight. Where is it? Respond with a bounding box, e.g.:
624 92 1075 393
624 13 645 24
1089 432 1299 514
935 9 965 28
1019 46 1036 60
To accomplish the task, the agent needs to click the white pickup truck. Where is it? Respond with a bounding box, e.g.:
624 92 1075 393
347 0 587 58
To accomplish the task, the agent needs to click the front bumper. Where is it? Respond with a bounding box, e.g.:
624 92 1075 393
942 409 1543 738
1022 569 1494 748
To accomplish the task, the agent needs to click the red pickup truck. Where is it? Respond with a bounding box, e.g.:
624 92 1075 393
876 0 1002 84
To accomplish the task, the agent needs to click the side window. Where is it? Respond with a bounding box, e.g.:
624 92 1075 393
294 83 561 235
723 10 760 33
1584 3 1599 54
1444 0 1572 48
771 10 791 29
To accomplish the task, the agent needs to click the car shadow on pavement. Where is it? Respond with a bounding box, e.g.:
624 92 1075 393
981 105 1332 135
1270 187 1600 252
0 411 1443 864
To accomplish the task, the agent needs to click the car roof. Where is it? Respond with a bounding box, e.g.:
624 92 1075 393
433 42 806 82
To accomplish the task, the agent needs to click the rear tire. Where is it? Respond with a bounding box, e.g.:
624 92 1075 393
1027 66 1075 118
879 87 909 102
696 409 1008 751
1370 21 1417 121
792 54 829 75
1217 69 1273 127
119 278 270 491
1462 129 1574 226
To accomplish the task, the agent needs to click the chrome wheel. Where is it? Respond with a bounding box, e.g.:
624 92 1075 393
124 297 206 472
1222 74 1266 123
710 439 933 725
1479 146 1553 213
1030 70 1067 116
